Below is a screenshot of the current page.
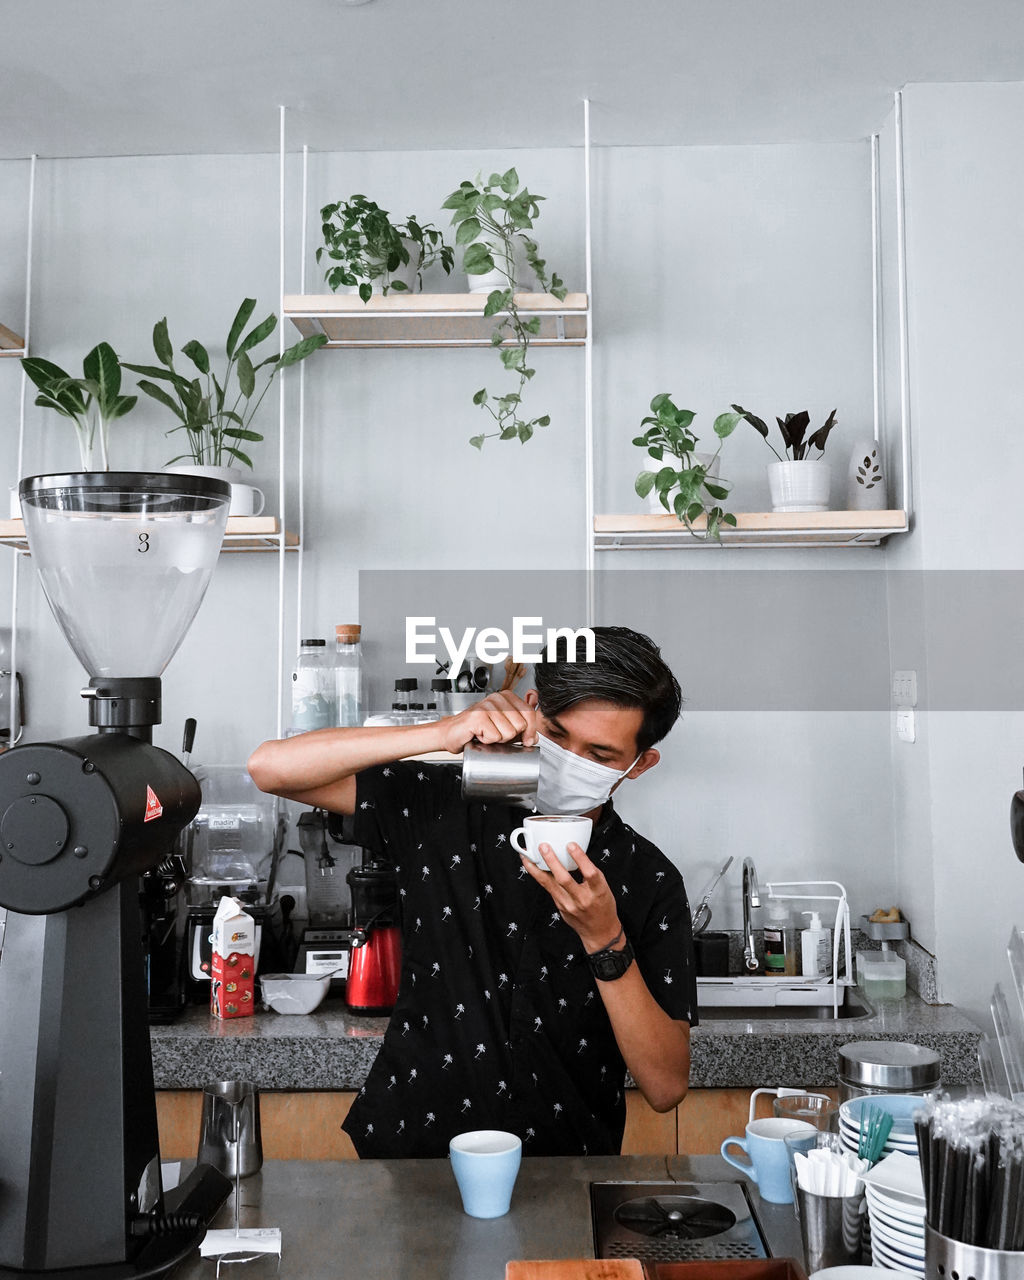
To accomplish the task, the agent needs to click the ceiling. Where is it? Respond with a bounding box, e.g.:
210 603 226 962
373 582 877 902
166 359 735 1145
3 0 1024 160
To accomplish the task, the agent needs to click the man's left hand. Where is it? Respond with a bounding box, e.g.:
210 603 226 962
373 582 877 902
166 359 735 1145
519 842 622 954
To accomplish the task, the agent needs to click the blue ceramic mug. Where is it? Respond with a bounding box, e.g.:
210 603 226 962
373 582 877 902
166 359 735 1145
449 1129 522 1218
721 1117 817 1203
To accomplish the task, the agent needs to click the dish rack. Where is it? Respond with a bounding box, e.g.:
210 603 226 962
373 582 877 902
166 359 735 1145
760 879 854 1018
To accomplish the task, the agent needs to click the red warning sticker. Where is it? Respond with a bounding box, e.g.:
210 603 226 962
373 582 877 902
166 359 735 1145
144 785 163 823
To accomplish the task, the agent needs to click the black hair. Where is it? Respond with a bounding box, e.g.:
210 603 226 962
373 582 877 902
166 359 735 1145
533 625 682 753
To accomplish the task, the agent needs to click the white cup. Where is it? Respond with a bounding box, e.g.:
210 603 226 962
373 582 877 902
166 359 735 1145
228 482 265 516
165 465 264 517
510 814 592 871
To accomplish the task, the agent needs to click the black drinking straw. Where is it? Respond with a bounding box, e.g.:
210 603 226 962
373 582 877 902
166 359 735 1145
915 1114 933 1224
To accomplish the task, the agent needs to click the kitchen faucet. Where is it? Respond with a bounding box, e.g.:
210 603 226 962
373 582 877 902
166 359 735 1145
742 857 761 971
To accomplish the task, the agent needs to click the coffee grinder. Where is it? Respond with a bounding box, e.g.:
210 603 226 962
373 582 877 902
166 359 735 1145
0 473 232 1277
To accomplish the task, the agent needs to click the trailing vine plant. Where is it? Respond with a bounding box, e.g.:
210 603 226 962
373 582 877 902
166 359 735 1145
442 169 566 448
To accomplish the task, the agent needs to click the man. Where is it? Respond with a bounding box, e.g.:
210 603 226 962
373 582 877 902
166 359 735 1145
248 626 696 1157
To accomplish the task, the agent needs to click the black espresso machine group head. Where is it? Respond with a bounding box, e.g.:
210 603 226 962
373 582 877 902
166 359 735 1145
0 474 233 1278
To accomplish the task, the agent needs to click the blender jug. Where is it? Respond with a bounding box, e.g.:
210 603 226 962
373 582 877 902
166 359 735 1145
346 858 401 1015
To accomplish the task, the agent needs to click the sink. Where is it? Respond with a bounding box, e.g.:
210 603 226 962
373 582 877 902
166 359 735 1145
697 977 873 1021
699 998 873 1021
590 1180 768 1262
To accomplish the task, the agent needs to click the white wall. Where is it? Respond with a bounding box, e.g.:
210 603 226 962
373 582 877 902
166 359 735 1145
0 133 903 946
884 82 1024 1025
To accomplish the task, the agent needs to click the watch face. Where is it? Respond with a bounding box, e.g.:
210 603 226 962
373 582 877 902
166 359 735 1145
591 939 634 981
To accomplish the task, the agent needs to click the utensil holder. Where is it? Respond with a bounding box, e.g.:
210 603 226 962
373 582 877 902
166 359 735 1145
796 1185 867 1274
926 1222 1024 1279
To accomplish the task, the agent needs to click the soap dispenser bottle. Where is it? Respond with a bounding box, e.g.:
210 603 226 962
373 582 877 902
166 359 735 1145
763 896 797 976
801 910 832 979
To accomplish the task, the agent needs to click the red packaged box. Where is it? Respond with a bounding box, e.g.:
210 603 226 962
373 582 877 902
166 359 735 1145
210 896 256 1019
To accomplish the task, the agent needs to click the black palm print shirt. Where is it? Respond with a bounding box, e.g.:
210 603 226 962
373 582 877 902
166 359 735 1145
339 761 697 1158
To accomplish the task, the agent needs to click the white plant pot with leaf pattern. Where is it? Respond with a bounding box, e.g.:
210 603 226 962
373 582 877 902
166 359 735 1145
846 438 887 510
767 460 831 513
646 452 721 514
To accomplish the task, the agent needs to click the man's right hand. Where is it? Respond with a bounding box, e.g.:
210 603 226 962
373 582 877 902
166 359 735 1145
440 690 539 754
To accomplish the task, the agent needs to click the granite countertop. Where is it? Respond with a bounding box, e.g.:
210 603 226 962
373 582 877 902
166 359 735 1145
169 1153 805 1279
151 989 984 1091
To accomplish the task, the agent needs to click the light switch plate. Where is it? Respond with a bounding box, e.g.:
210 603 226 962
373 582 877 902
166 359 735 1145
892 669 918 707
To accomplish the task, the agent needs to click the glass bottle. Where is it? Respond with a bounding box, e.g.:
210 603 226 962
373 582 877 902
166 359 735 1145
333 624 363 727
292 638 335 731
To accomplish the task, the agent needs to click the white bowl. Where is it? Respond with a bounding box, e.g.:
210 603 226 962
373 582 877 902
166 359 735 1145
259 972 331 1015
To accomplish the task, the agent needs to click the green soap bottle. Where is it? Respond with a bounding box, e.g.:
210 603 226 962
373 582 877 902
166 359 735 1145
762 895 797 976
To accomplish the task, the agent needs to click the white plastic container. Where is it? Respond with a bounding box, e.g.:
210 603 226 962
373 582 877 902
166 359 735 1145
857 950 907 1000
801 910 832 979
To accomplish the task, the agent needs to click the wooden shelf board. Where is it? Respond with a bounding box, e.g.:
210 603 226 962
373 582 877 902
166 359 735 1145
0 322 26 356
0 515 298 554
284 292 588 348
594 510 910 549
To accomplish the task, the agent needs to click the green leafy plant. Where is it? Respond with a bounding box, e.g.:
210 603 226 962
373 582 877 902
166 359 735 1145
732 405 839 461
633 394 741 540
123 299 327 469
317 195 454 303
442 168 567 448
22 342 137 470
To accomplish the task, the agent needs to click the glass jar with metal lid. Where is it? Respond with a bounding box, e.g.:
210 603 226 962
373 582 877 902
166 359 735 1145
837 1040 941 1101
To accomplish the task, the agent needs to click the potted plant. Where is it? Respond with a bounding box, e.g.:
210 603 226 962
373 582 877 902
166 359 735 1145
317 195 454 302
441 168 566 448
633 394 741 541
22 342 137 472
732 404 838 512
123 298 327 498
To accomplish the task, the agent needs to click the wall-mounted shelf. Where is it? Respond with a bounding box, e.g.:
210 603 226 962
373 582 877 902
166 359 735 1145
283 292 589 349
0 323 26 357
594 510 910 549
0 516 298 554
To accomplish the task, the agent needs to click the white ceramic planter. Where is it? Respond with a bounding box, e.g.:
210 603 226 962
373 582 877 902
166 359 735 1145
337 237 421 296
646 452 721 514
165 464 265 516
767 460 831 513
465 237 534 296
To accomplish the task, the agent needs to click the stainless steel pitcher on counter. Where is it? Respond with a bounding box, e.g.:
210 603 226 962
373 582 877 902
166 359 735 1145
197 1079 263 1179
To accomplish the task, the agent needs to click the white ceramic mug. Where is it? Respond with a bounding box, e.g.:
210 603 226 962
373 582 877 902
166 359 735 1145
228 482 265 516
510 814 592 871
165 464 264 516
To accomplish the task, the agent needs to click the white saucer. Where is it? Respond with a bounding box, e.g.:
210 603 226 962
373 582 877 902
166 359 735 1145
870 1215 925 1258
865 1186 926 1227
871 1236 925 1275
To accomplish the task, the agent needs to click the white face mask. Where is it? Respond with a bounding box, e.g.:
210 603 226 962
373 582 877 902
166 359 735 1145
533 732 641 816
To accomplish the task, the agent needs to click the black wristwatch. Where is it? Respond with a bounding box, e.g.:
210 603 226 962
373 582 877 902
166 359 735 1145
587 935 635 982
